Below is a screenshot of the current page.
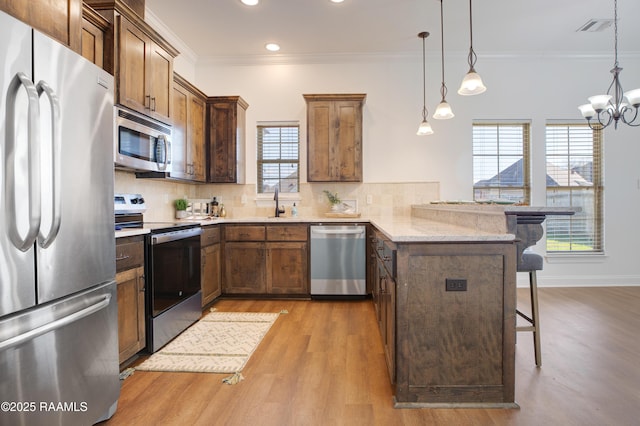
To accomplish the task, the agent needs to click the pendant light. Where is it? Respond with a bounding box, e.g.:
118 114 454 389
433 0 454 119
417 31 434 135
458 0 487 96
578 0 640 129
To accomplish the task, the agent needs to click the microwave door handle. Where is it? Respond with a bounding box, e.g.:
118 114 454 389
157 134 170 171
35 81 62 248
5 72 42 251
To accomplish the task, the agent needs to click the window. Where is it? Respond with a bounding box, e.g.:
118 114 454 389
472 122 531 204
257 123 299 193
545 123 603 253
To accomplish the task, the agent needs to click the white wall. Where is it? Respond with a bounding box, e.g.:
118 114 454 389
190 52 640 287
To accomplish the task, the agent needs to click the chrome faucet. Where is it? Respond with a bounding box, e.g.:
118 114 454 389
274 187 285 217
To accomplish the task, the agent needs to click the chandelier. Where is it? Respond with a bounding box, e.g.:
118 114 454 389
578 0 640 129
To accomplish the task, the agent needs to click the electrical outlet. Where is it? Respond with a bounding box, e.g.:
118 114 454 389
445 279 467 292
366 194 373 204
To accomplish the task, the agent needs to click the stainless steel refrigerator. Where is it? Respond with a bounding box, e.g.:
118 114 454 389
0 11 120 425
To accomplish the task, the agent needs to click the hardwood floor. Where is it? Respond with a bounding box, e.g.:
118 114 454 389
103 287 640 426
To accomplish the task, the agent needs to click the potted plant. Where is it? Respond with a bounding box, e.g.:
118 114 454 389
323 190 341 212
174 198 188 219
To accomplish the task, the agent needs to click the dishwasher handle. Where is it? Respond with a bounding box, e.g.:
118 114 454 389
311 227 365 236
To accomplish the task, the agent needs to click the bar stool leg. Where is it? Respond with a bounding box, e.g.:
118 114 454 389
529 270 542 367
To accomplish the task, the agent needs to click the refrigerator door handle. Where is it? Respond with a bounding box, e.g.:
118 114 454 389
5 72 41 252
0 294 112 352
36 80 62 248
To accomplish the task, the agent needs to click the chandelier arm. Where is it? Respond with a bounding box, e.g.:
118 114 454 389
621 106 640 126
596 109 614 129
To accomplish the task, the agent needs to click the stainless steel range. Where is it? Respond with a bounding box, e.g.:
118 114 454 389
115 194 202 353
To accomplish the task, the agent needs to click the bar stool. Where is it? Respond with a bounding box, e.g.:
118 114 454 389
516 251 543 367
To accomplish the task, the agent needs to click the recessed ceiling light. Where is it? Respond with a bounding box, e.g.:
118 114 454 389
330 0 345 3
265 43 280 52
241 0 259 6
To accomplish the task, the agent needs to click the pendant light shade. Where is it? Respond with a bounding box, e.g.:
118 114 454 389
459 70 486 96
417 118 434 135
458 0 486 96
417 31 434 135
434 0 454 120
433 101 454 120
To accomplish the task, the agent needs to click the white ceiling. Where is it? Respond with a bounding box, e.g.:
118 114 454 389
145 0 640 62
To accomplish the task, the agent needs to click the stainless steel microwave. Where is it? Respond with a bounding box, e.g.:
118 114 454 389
114 106 172 173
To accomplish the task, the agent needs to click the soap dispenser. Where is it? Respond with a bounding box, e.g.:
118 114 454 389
291 203 298 217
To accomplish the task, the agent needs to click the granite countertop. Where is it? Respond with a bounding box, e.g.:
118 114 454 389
116 213 515 243
369 216 514 243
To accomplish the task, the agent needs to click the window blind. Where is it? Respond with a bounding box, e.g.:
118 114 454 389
545 123 603 253
472 122 531 203
257 124 300 193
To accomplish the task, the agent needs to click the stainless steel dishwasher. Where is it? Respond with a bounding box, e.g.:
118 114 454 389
310 225 366 298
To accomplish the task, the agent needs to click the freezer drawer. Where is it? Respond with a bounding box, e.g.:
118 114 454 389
0 281 120 425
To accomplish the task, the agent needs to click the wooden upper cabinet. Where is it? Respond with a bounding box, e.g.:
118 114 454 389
117 15 173 123
87 1 179 123
172 74 207 182
207 96 249 183
81 4 109 67
0 0 82 52
304 94 366 182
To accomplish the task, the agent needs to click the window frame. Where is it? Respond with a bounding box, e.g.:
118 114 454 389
545 122 604 254
472 121 531 205
256 122 300 194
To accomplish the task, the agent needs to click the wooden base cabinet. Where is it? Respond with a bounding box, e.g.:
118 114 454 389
224 242 266 294
201 226 222 306
267 242 308 294
393 242 517 408
115 236 145 364
223 224 309 296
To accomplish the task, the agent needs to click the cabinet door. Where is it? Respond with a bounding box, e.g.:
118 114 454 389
306 100 332 181
81 16 104 67
383 276 396 383
0 0 82 52
118 16 149 113
189 94 207 182
223 242 266 294
148 42 172 121
208 102 236 183
333 100 362 181
305 94 365 182
201 243 221 306
116 266 145 364
266 242 308 295
171 83 189 179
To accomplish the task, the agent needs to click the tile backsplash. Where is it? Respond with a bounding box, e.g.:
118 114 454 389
115 171 439 221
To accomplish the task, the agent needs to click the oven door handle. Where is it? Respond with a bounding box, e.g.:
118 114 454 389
151 227 202 245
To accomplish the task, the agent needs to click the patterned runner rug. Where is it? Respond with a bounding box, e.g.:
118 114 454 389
136 311 280 374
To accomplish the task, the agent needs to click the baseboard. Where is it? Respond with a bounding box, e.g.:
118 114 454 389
517 274 640 287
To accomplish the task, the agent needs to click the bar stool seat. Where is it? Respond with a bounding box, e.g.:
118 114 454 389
516 251 543 367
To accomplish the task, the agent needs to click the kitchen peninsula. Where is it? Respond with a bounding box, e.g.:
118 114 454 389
116 202 548 407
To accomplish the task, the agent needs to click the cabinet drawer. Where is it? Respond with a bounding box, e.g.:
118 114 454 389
115 236 144 272
224 225 265 241
266 225 308 241
201 226 221 246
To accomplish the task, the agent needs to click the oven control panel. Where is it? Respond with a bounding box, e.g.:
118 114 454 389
114 193 147 214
